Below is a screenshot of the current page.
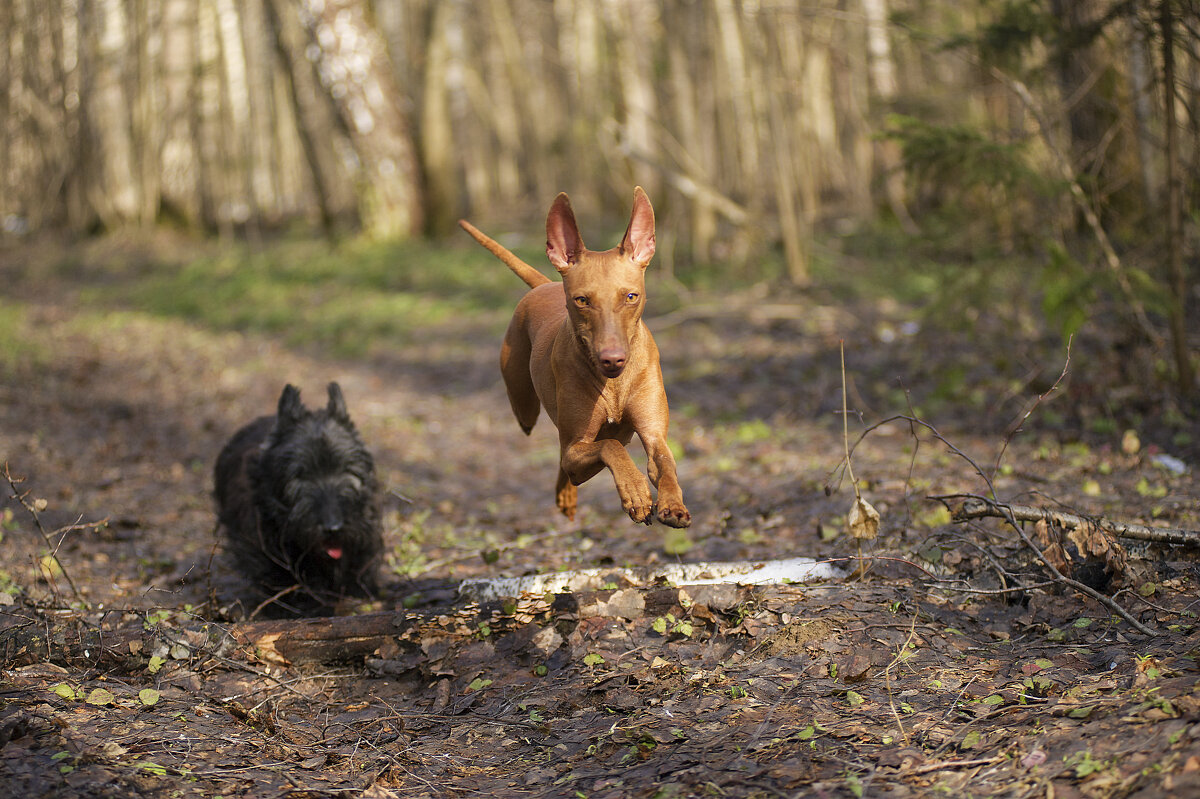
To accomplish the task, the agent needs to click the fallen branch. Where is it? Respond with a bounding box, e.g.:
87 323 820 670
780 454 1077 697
906 756 1005 776
933 493 1200 548
457 557 844 603
231 611 415 666
0 608 426 670
1 580 768 669
932 493 1157 636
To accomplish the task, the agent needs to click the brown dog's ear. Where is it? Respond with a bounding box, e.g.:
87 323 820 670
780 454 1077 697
620 186 656 267
546 193 585 274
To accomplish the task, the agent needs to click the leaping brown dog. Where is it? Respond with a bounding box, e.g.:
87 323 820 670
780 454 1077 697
459 188 690 528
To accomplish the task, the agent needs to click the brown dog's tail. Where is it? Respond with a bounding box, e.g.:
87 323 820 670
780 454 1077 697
458 219 552 289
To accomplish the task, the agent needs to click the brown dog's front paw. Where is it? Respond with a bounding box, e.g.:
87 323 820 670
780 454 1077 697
626 502 654 525
618 476 655 525
655 503 691 528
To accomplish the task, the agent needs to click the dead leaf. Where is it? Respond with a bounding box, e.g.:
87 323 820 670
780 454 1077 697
432 679 451 711
684 584 742 612
531 626 563 656
837 655 872 682
1021 749 1047 769
99 741 127 759
847 497 880 541
523 767 558 785
1033 520 1070 575
1067 521 1126 585
877 747 925 769
604 589 646 621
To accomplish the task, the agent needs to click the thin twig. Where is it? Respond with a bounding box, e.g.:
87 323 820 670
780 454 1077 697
828 414 996 500
249 585 301 620
841 343 861 496
991 338 1072 488
906 756 1006 776
928 578 1061 596
840 342 868 579
4 462 88 607
881 612 919 746
995 70 1163 348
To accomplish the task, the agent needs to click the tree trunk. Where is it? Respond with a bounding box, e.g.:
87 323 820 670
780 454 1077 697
1049 0 1131 228
158 0 201 228
263 0 335 236
419 0 465 236
489 0 556 205
83 0 139 228
863 0 916 231
664 9 716 263
1126 14 1158 208
129 0 158 226
604 0 661 199
297 0 422 239
762 15 809 285
830 0 873 219
1158 2 1195 396
214 0 259 236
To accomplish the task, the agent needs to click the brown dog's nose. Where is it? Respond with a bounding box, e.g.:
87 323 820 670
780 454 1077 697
598 350 626 376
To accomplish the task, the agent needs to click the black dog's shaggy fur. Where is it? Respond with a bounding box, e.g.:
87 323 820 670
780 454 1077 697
214 383 383 610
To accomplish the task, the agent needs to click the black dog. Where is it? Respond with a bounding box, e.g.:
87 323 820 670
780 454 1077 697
214 383 383 610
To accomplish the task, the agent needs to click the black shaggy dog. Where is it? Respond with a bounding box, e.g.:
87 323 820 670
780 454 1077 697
214 383 383 611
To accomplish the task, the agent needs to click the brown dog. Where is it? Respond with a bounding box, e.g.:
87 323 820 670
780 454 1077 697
459 188 690 528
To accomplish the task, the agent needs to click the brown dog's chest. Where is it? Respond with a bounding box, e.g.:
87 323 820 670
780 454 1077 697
596 381 630 425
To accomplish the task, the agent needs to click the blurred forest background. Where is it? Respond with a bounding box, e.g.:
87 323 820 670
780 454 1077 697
2 0 1197 410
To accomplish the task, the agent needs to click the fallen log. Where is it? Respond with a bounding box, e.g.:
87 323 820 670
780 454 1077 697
932 494 1200 548
0 608 427 670
228 611 418 666
458 557 844 603
0 582 767 669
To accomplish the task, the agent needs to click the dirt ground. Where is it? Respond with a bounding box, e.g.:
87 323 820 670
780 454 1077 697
2 236 1200 798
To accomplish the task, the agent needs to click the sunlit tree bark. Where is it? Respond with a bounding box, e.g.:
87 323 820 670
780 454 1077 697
420 0 465 235
863 0 915 231
159 0 201 228
83 0 139 227
297 0 422 239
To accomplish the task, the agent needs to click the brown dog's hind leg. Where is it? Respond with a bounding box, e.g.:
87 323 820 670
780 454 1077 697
555 468 577 520
500 325 540 435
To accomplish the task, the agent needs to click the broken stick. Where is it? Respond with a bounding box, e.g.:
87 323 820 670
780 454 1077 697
932 493 1200 548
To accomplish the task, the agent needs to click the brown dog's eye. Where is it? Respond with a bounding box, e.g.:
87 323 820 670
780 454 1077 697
574 296 589 307
625 293 639 303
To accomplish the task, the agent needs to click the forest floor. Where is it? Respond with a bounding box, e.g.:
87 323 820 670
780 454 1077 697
1 233 1199 798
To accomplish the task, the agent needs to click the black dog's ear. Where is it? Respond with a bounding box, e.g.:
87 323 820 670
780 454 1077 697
277 384 305 427
326 382 349 422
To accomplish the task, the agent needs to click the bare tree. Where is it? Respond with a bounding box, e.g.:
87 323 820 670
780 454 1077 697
420 0 466 235
296 0 422 239
1158 1 1195 396
863 0 916 232
83 0 139 228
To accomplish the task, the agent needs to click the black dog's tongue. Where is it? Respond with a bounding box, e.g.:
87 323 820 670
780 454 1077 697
324 541 344 560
